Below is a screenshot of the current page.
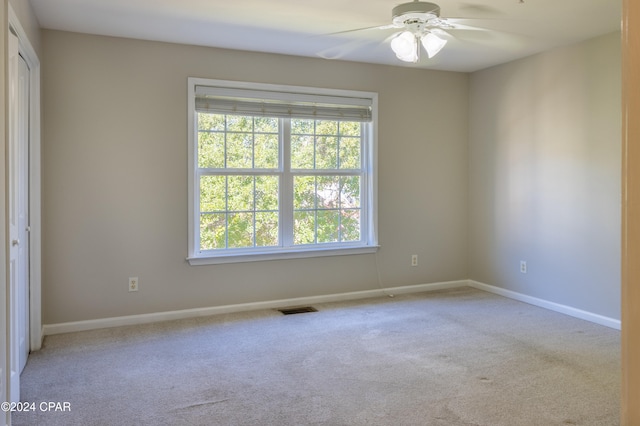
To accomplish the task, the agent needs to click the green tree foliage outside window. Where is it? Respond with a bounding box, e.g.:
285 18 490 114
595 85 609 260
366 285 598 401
197 113 363 251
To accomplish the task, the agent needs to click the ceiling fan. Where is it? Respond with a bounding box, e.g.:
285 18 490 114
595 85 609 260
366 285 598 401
387 1 451 62
322 0 486 63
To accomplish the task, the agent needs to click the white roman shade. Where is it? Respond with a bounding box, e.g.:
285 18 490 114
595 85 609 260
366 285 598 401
195 85 373 122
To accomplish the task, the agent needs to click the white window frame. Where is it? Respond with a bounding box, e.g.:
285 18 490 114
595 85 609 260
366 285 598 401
187 78 378 265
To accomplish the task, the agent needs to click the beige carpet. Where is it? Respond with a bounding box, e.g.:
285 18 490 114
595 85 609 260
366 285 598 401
13 287 620 425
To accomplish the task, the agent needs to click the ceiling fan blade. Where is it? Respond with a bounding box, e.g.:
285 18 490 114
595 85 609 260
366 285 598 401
434 22 535 48
440 22 494 32
430 28 454 38
317 38 374 60
444 18 533 41
426 21 496 43
317 30 402 60
323 24 399 37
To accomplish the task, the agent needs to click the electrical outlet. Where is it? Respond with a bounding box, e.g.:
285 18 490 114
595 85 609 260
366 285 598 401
129 277 139 292
411 254 418 267
520 261 527 274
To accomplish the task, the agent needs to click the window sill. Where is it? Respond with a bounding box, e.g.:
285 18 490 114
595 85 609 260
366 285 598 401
187 245 380 265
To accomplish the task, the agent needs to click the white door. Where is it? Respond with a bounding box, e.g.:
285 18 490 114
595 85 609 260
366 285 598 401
17 50 31 374
8 28 31 403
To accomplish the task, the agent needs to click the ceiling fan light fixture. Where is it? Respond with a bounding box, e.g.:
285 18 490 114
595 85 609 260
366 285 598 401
391 31 419 63
421 31 447 58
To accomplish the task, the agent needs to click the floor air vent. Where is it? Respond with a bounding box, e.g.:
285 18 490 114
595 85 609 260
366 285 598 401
278 306 318 315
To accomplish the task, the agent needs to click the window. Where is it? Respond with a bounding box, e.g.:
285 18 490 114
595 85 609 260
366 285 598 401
187 78 378 264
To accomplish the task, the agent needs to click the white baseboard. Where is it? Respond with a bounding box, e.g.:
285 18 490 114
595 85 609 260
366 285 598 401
469 280 621 330
42 280 467 336
42 279 620 336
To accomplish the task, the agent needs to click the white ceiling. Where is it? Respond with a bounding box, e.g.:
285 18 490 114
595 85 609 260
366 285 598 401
29 0 621 72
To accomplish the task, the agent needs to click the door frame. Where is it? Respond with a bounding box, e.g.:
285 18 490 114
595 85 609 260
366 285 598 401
8 5 42 353
621 0 640 423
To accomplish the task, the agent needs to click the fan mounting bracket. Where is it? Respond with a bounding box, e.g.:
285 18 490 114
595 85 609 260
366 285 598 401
392 1 441 26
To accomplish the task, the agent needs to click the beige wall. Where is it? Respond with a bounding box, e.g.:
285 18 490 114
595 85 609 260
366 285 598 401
468 32 622 319
41 30 469 324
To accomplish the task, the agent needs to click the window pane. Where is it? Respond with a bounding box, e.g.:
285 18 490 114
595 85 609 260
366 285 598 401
254 117 278 133
317 210 339 243
292 119 361 171
227 176 254 211
198 132 225 169
228 212 254 248
294 211 316 245
255 212 279 247
291 135 314 169
316 120 338 135
201 175 278 249
339 137 361 169
340 176 360 208
199 115 280 170
254 133 278 169
317 176 340 209
293 176 316 210
293 175 360 245
227 115 253 132
339 121 361 137
200 176 226 212
226 133 253 168
198 113 225 131
255 176 279 211
341 209 361 242
316 136 338 169
292 119 314 134
200 213 226 250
